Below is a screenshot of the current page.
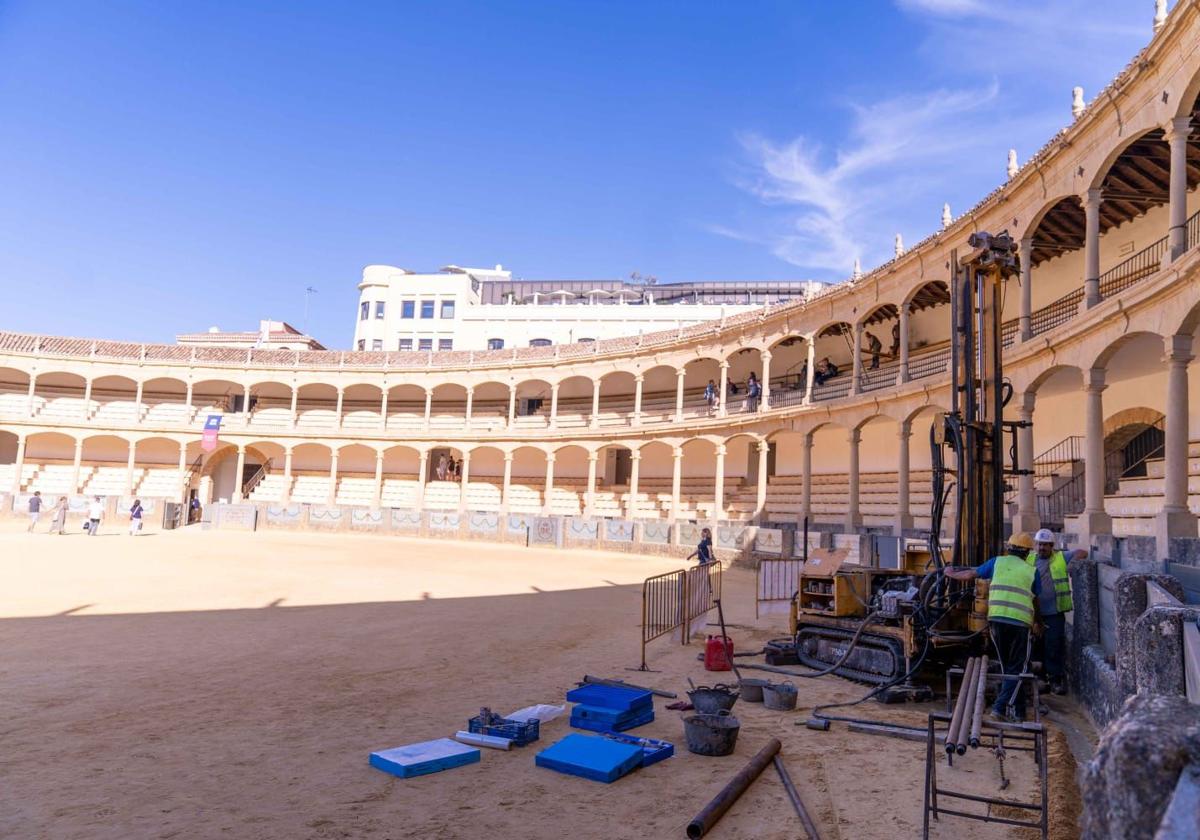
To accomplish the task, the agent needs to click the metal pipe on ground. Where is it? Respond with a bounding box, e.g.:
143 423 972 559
773 754 823 840
969 654 988 748
953 658 981 755
944 657 977 754
685 738 782 839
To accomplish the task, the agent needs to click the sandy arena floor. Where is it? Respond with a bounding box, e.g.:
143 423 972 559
0 521 1081 839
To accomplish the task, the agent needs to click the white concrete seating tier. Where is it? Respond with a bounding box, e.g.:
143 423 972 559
289 475 332 505
248 474 289 503
333 475 376 506
83 465 144 496
1066 445 1200 537
91 400 141 425
0 462 38 489
136 467 184 499
28 464 93 495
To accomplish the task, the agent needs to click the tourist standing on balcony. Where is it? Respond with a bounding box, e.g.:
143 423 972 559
814 357 838 386
87 496 104 535
687 527 715 566
866 331 882 370
129 499 144 536
890 321 900 359
1028 529 1085 696
746 372 761 412
49 496 68 535
436 453 448 481
704 379 718 414
26 491 42 532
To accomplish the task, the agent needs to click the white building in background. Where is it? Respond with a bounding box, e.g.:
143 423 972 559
352 264 828 352
178 320 326 351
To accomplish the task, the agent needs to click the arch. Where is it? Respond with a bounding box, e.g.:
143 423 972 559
1088 126 1168 195
1173 299 1200 337
1020 364 1084 398
1103 406 1165 442
554 375 595 428
132 436 183 465
22 431 77 462
294 382 338 430
1024 195 1085 267
342 383 383 431
1174 66 1200 120
0 366 31 417
1088 330 1166 373
190 379 242 415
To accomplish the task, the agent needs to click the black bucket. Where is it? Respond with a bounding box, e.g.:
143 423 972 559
739 678 769 703
687 684 739 715
762 680 798 711
682 711 740 756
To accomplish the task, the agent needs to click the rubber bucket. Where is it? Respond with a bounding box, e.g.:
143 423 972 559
687 684 739 715
762 681 798 711
739 678 769 703
682 712 741 757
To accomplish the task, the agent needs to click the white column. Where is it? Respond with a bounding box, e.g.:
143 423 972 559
1156 335 1198 551
1019 236 1034 341
71 439 83 494
760 351 772 409
800 432 813 524
1166 116 1192 260
423 389 432 431
378 388 388 431
755 439 769 523
125 442 136 495
898 308 911 383
81 377 93 421
589 380 601 429
851 324 864 394
289 387 299 429
326 451 339 506
416 451 428 512
718 362 729 417
675 369 686 422
10 435 26 494
184 380 194 422
501 452 513 513
134 380 144 423
627 451 641 519
177 443 188 503
463 387 474 431
804 339 816 403
543 452 556 514
846 428 862 529
26 374 37 418
373 452 384 508
895 421 913 535
1084 188 1102 308
458 451 471 513
242 384 252 415
713 444 726 523
508 385 517 427
585 451 598 516
334 387 344 429
1013 392 1040 534
281 448 293 505
232 445 246 502
549 383 559 429
670 447 683 523
1081 368 1112 538
633 375 644 426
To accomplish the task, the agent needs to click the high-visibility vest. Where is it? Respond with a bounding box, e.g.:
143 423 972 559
987 554 1036 626
1026 550 1073 615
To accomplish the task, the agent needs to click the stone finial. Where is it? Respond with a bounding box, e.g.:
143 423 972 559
852 258 862 280
1072 86 1085 119
1007 149 1019 179
941 203 952 229
1154 0 1167 33
894 234 904 257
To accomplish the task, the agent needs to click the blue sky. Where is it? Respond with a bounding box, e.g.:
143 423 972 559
0 0 1167 346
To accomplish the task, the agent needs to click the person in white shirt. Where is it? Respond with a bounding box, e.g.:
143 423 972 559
87 496 104 536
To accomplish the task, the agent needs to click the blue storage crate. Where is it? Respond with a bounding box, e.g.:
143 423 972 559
566 684 653 713
535 733 644 783
468 714 540 746
369 738 480 778
571 708 654 733
596 732 674 767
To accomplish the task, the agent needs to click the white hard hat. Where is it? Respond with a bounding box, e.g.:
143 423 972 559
1034 528 1055 544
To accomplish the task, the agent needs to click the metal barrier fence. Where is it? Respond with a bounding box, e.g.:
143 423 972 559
757 558 804 619
638 563 723 671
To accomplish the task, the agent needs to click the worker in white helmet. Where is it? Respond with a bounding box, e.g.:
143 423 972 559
1027 528 1087 695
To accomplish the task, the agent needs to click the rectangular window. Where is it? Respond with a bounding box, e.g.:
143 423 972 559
359 302 369 321
371 339 382 351
487 338 504 350
420 300 435 319
401 301 415 319
398 338 412 351
357 339 365 350
440 300 455 319
375 301 385 319
438 339 453 351
418 338 433 351
529 338 551 347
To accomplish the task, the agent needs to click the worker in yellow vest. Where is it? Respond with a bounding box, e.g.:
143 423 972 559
947 532 1040 721
1028 528 1087 696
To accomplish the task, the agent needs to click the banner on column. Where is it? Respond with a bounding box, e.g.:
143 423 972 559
201 414 223 452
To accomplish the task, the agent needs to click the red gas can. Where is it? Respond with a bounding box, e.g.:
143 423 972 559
704 635 734 671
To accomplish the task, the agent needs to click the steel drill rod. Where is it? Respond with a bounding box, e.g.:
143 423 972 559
685 738 781 839
969 654 989 748
581 675 677 699
944 657 976 754
955 658 981 754
773 754 823 840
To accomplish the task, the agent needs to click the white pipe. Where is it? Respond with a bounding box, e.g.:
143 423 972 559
454 731 512 750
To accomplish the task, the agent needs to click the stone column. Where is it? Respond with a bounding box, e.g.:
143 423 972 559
801 432 813 524
1014 392 1040 534
26 374 37 418
458 451 471 513
501 452 513 514
851 324 864 394
895 421 913 535
898 308 911 383
760 351 772 409
378 388 388 431
675 370 686 422
627 451 641 519
184 380 194 422
713 444 726 523
416 451 428 512
1019 236 1034 341
326 451 338 506
633 375 644 426
718 362 729 417
585 451 598 516
81 377 93 421
1156 334 1198 554
373 452 384 508
334 387 344 429
1166 116 1192 260
10 434 26 494
71 439 83 494
804 339 816 403
1084 188 1102 308
233 445 246 502
589 380 601 429
548 383 559 430
281 448 293 505
290 386 299 429
1080 368 1112 540
177 442 188 503
670 447 683 523
463 387 473 431
846 428 862 530
423 389 432 431
508 385 517 427
755 439 770 523
134 380 144 422
125 442 137 495
242 384 252 415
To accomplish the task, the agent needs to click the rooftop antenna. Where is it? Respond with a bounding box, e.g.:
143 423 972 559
304 286 318 331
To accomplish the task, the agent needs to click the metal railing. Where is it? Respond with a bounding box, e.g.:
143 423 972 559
908 347 950 381
1038 471 1085 530
1034 435 1084 484
756 558 804 619
1189 206 1200 251
637 563 722 670
1106 418 1165 492
1030 288 1084 337
1099 234 1168 300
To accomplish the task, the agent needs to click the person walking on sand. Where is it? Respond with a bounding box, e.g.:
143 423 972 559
687 527 716 566
26 491 43 532
87 495 103 536
49 496 68 535
128 498 144 536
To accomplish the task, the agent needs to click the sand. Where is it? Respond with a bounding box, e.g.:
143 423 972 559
0 521 1081 839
